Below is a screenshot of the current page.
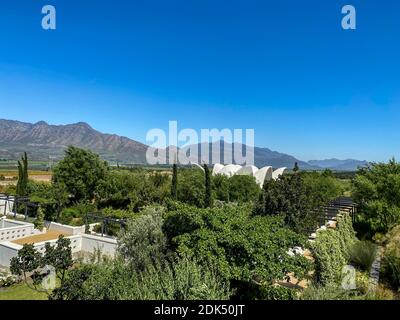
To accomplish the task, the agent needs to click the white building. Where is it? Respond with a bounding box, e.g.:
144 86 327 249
212 164 286 187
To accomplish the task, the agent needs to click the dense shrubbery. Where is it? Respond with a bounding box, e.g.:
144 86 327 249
12 146 381 300
380 225 400 291
349 241 377 272
253 172 343 234
117 206 167 271
352 159 400 238
96 170 171 211
311 214 356 285
53 146 109 203
51 256 231 300
164 202 312 297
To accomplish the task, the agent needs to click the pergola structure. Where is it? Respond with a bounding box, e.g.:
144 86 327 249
0 193 39 220
85 212 127 237
316 196 357 228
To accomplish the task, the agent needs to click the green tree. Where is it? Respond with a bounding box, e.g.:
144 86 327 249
212 174 230 202
163 203 311 297
253 172 342 234
293 162 299 172
52 146 109 202
42 236 73 283
16 152 29 196
34 205 45 231
117 206 167 271
177 169 205 208
171 163 178 200
228 175 260 203
352 158 400 237
204 164 212 208
10 236 73 296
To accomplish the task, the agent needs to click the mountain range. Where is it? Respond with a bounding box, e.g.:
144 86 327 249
0 119 368 171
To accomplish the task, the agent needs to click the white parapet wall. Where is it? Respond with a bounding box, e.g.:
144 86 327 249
48 222 85 236
0 233 117 267
33 235 83 255
81 234 118 257
0 218 35 242
0 242 22 267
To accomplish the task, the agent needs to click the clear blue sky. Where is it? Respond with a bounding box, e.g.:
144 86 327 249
1 0 399 161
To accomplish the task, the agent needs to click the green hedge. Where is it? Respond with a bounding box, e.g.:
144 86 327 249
312 213 356 285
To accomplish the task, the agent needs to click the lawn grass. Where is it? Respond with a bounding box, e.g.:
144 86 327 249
0 283 48 300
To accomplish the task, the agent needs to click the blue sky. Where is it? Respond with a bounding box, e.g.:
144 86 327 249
0 0 399 161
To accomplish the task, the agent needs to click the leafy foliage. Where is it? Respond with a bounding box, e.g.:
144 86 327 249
171 163 178 200
300 283 354 300
51 256 230 300
34 206 45 231
204 164 212 208
254 172 344 234
226 175 260 203
16 152 28 196
52 146 109 202
164 203 311 294
96 170 170 211
117 206 167 271
311 214 356 285
349 241 377 272
352 159 400 237
381 253 400 291
10 236 73 296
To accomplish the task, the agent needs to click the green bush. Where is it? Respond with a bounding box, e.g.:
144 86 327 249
117 206 167 272
51 256 231 300
53 146 109 202
164 202 312 295
300 283 354 300
352 159 400 237
312 213 356 285
349 241 377 272
253 173 339 234
381 252 400 290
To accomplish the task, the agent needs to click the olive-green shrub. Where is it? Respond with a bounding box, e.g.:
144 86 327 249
349 241 377 272
312 213 356 285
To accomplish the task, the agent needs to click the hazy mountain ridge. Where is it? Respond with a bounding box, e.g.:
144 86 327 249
307 158 369 171
0 119 147 163
0 119 367 170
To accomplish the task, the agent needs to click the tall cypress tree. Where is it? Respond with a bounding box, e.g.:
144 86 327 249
293 162 299 172
171 163 178 200
204 163 212 208
16 152 29 196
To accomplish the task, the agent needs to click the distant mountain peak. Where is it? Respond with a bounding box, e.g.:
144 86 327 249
0 118 369 170
34 121 48 126
73 121 92 129
0 119 147 163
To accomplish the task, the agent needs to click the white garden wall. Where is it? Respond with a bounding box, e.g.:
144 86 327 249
0 242 21 267
81 234 117 257
48 222 85 235
0 219 35 242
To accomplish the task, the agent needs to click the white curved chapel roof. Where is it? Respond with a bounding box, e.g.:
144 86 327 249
218 164 242 177
272 167 287 180
210 163 285 187
236 165 259 176
254 166 273 187
212 163 225 176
